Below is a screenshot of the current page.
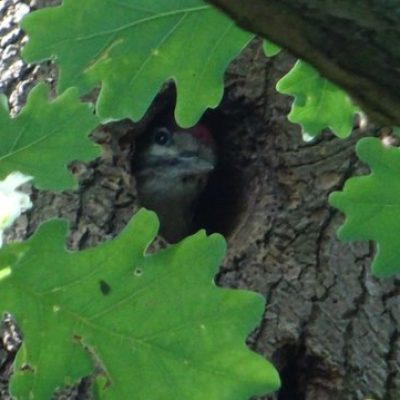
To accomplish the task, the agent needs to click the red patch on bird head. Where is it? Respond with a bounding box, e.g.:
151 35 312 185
188 124 215 148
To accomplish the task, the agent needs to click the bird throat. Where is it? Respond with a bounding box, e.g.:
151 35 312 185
136 172 207 243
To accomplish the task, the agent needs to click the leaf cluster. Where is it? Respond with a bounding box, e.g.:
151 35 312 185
0 210 278 399
1 0 399 398
0 1 282 399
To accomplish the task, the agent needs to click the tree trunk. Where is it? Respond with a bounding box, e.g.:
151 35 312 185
1 1 399 399
206 0 400 128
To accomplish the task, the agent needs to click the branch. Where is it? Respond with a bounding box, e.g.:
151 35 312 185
207 0 400 126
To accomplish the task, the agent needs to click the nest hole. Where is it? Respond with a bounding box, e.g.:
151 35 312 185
273 343 340 400
192 107 247 239
130 91 249 242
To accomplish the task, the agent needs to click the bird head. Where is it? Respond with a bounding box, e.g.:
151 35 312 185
134 124 216 181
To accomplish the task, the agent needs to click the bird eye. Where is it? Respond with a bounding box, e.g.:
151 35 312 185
153 128 171 146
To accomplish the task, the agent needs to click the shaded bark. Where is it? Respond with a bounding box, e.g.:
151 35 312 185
206 0 400 127
1 1 400 399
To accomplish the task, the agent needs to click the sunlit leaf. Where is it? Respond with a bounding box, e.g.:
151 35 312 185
262 40 281 57
0 83 99 191
330 137 400 277
22 0 252 127
0 209 280 399
277 60 359 140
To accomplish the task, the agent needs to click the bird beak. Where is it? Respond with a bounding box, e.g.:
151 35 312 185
177 155 215 175
134 153 214 178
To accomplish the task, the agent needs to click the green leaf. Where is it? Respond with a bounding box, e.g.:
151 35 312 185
330 137 400 277
0 209 280 399
0 83 100 191
0 94 9 113
276 60 359 140
21 1 252 127
262 40 281 57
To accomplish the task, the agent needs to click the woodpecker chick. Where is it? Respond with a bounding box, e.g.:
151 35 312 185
134 123 217 243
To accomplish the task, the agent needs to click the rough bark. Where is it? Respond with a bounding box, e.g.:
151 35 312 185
1 1 400 400
206 0 400 127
